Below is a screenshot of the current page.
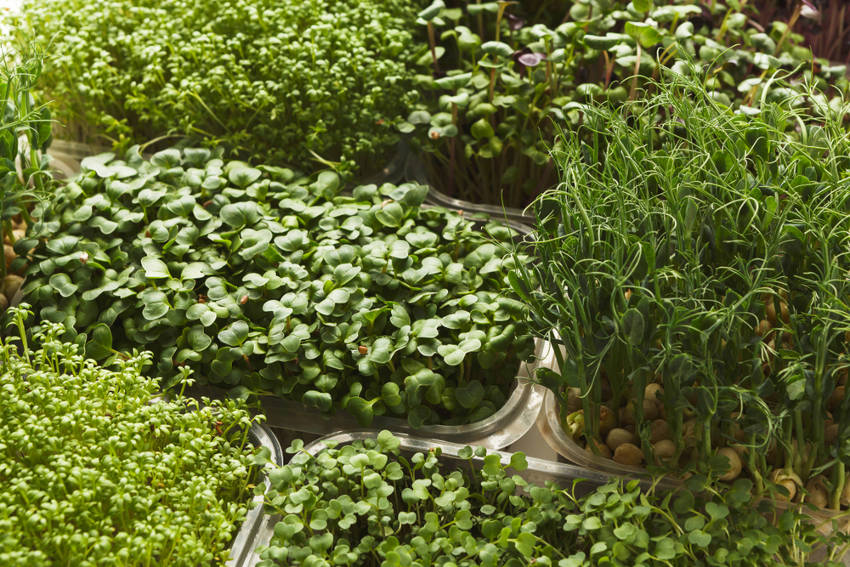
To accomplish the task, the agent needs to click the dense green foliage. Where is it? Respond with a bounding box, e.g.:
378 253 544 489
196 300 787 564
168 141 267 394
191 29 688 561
13 0 420 174
512 72 850 508
403 0 848 208
259 432 844 566
1 53 51 282
0 305 262 566
18 146 534 427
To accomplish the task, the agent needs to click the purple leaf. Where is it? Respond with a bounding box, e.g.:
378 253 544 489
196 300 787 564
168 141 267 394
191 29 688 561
507 13 525 31
517 52 546 67
800 0 820 20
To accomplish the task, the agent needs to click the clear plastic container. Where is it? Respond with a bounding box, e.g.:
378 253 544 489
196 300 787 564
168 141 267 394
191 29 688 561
301 429 622 495
196 337 552 451
226 422 285 567
396 144 535 227
537 387 652 477
537 388 850 548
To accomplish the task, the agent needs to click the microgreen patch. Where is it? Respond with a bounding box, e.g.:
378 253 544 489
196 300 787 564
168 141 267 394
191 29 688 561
259 432 843 566
514 70 850 508
13 0 421 175
0 52 52 305
22 146 534 427
0 304 263 566
403 0 849 208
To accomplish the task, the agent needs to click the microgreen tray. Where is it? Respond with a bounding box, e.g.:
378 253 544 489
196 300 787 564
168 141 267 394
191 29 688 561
423 185 533 231
194 337 551 450
227 422 285 567
537 388 850 547
300 429 618 495
47 139 110 179
537 387 649 478
297 430 848 565
394 143 534 226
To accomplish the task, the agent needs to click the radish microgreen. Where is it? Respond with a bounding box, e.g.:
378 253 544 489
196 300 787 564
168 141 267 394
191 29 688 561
259 432 845 566
20 147 534 427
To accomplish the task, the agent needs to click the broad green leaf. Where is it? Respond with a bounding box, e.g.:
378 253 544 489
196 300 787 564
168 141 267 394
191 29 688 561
389 240 410 259
333 263 361 286
303 390 332 412
375 202 405 227
438 344 466 366
327 288 350 304
181 262 209 279
49 273 79 297
274 514 304 539
150 148 181 168
187 303 217 327
46 235 80 255
86 324 113 360
405 227 438 248
654 537 677 560
183 147 211 165
467 2 498 15
281 334 301 353
471 118 495 140
220 201 262 227
417 0 445 21
344 397 375 426
141 257 171 279
90 216 118 235
651 4 701 22
381 383 403 407
228 166 262 188
434 72 472 89
219 320 250 346
311 170 340 197
624 21 664 48
377 429 401 452
705 502 729 521
390 304 410 328
187 326 212 351
614 522 638 541
369 337 393 364
559 552 587 567
240 228 273 260
515 532 536 557
455 379 485 408
509 452 528 471
142 295 170 321
442 310 470 330
688 530 712 547
480 41 513 58
81 153 137 178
